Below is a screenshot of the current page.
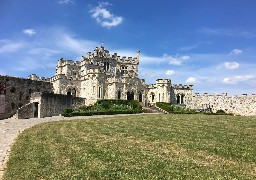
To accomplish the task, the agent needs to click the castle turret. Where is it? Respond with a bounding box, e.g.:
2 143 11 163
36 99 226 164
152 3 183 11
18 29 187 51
136 50 140 61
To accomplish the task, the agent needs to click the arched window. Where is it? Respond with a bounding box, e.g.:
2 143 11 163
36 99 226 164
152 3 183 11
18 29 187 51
98 87 101 98
104 62 110 71
67 88 76 97
118 91 121 99
181 94 184 104
151 93 155 102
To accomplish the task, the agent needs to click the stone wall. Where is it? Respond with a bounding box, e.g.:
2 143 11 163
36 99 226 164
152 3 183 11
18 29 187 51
0 75 53 120
185 93 256 116
30 92 85 118
13 102 35 119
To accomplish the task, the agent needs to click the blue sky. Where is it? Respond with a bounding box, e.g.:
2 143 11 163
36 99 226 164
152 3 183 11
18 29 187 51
1 0 256 95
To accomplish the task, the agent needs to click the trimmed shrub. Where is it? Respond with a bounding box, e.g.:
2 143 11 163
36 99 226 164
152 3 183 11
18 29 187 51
63 99 142 117
156 102 197 114
62 108 74 117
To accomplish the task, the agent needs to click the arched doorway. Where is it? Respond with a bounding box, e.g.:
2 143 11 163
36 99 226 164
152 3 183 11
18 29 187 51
138 91 142 102
127 91 134 100
177 94 180 104
33 102 39 118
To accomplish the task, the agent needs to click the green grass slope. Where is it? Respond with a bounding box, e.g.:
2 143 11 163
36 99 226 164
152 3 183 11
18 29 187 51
4 114 256 179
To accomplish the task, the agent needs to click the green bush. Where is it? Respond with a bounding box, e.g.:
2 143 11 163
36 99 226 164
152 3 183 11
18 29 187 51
62 108 74 117
156 102 197 114
62 99 142 117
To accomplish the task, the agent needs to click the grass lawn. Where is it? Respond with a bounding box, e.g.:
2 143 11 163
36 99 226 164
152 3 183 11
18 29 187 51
3 114 256 179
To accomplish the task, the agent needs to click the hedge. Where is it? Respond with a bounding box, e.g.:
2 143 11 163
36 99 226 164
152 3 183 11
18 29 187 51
156 102 197 114
63 99 142 117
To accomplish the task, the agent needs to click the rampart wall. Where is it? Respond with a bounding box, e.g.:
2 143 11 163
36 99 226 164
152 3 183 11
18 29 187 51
30 92 85 118
185 93 256 116
0 75 53 120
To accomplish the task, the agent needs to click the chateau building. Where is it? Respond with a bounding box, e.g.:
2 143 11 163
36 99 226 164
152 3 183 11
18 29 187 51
2 46 255 119
46 46 193 106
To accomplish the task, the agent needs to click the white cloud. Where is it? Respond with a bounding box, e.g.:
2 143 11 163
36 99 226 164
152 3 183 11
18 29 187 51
165 70 175 76
13 57 43 71
228 48 243 56
230 49 242 55
185 77 198 84
90 2 123 28
56 34 98 55
162 54 190 65
58 0 75 4
0 40 24 53
22 29 36 36
224 62 240 70
179 41 212 51
223 75 254 84
198 27 256 38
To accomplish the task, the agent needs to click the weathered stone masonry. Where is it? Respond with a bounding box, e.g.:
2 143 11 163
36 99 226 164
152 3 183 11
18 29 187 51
185 93 256 116
1 46 255 119
2 91 85 119
0 75 53 120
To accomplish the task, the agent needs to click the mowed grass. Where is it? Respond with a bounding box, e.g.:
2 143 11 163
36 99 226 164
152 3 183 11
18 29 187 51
3 114 256 179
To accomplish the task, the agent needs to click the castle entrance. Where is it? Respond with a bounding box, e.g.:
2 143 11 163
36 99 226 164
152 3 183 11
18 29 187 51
139 92 142 102
33 102 39 118
127 91 134 100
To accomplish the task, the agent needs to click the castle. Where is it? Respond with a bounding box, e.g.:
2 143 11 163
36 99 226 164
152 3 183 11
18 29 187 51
1 46 256 119
29 46 193 106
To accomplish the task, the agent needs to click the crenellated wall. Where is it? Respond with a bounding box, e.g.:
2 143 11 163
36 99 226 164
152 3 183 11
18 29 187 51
185 93 256 116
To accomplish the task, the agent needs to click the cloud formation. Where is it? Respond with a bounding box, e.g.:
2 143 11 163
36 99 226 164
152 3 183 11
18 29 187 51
185 77 198 84
224 62 240 70
22 29 36 36
165 70 175 76
0 40 24 53
90 2 123 28
229 49 243 55
162 54 190 65
199 27 256 38
58 0 75 5
179 41 212 51
223 75 254 84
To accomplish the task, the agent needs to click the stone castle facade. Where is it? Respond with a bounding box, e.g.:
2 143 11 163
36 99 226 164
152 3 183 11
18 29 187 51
30 46 193 106
1 46 256 119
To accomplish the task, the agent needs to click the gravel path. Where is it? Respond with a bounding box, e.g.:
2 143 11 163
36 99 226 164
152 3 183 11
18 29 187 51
0 113 156 179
